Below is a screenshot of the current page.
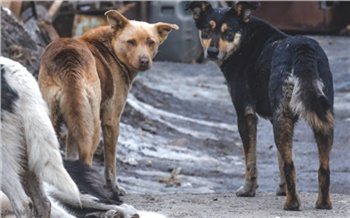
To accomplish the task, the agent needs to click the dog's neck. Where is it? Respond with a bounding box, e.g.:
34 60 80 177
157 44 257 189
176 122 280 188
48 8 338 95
102 40 135 85
78 27 139 101
79 27 140 79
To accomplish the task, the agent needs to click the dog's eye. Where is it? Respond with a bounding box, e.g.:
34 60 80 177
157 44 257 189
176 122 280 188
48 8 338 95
148 40 155 46
203 27 211 34
202 27 212 38
224 30 235 41
127 39 136 46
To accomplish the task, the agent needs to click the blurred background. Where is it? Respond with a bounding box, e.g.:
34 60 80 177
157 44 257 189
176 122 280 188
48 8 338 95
2 1 350 66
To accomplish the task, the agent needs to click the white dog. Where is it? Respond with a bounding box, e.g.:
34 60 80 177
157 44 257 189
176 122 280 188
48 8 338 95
1 57 167 218
1 56 81 218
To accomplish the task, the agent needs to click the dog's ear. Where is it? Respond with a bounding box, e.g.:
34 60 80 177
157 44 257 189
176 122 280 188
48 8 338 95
105 10 129 32
231 1 260 23
155 22 179 44
185 1 212 20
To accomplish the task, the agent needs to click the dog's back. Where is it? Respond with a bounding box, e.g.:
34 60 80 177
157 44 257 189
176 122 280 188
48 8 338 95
269 36 334 133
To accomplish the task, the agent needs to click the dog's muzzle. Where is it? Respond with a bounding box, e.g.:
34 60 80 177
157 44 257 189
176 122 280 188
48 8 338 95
139 56 150 71
206 47 219 60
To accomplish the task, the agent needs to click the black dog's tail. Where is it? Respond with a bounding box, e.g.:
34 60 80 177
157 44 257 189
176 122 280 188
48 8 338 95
290 44 334 134
61 160 123 217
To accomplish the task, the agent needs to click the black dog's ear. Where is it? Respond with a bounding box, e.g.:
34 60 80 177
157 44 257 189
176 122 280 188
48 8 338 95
231 1 260 23
185 1 212 20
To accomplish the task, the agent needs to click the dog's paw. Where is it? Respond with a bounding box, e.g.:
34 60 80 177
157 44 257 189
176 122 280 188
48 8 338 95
85 212 104 218
284 198 301 211
117 186 126 196
119 204 139 218
106 210 140 218
316 199 332 209
105 209 122 218
236 180 258 197
109 181 126 196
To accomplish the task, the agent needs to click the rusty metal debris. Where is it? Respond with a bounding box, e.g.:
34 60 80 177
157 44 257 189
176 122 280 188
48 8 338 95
159 167 182 187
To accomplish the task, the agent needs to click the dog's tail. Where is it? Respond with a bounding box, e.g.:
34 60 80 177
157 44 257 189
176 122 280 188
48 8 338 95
290 43 334 133
21 66 81 204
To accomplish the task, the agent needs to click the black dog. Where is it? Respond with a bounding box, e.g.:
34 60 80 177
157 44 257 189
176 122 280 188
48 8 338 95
187 1 334 211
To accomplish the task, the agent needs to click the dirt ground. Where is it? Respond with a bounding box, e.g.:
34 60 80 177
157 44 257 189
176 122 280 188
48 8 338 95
124 193 350 218
2 7 349 216
91 35 350 217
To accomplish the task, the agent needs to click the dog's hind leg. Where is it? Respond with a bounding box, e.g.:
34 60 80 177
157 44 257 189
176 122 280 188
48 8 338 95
271 118 287 196
2 182 32 218
236 106 258 197
276 151 287 196
22 171 51 218
60 84 101 166
1 134 32 217
66 116 100 164
272 108 300 211
61 95 94 164
1 168 32 218
313 128 333 209
66 131 80 160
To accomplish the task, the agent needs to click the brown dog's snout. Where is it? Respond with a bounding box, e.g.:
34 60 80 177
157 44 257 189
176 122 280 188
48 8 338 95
139 57 150 70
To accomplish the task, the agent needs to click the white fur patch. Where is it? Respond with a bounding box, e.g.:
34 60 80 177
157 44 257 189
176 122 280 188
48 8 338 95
289 75 305 116
288 69 333 132
138 210 168 218
289 71 326 118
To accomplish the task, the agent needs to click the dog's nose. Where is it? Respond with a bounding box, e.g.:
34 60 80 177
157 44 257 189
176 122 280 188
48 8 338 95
207 47 219 59
139 57 149 68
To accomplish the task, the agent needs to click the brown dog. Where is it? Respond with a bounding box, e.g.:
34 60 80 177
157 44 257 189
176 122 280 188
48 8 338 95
38 10 178 194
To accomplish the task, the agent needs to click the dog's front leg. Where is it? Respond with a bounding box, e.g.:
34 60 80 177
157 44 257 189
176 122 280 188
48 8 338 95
1 178 32 218
236 106 259 197
102 111 126 196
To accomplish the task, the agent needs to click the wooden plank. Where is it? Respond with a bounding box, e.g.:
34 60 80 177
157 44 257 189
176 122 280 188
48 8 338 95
140 1 147 21
219 1 228 8
10 1 23 19
48 0 64 19
0 1 12 8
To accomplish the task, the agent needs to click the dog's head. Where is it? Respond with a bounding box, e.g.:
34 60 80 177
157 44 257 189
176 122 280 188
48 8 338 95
105 10 179 72
186 1 260 61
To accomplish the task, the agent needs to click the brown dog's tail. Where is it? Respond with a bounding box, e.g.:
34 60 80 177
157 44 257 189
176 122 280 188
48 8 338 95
290 43 334 134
